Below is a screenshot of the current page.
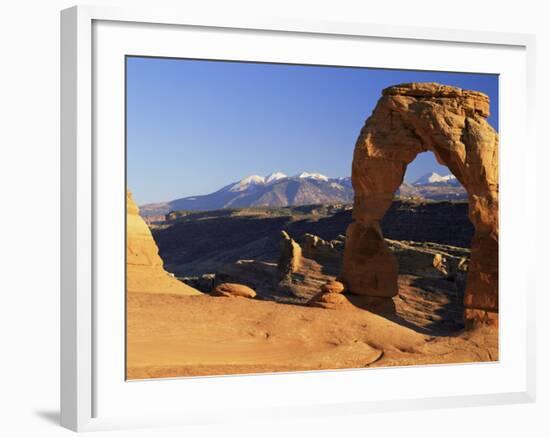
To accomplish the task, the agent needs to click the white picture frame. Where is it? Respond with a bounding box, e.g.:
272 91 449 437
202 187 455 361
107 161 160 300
60 5 536 432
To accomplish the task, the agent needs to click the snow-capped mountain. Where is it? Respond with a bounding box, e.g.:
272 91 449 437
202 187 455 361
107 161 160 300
138 171 466 217
297 171 329 182
413 172 459 186
140 172 352 215
265 172 287 184
228 175 266 192
227 172 330 193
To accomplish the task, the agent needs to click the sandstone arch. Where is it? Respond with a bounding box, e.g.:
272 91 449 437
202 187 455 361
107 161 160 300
341 83 498 325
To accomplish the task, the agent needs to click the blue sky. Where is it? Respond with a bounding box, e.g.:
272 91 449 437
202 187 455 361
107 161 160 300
127 57 498 205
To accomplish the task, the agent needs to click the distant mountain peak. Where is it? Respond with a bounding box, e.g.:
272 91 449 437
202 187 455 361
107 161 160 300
296 172 329 182
413 172 456 186
229 174 265 192
228 171 335 192
265 172 287 184
242 174 265 183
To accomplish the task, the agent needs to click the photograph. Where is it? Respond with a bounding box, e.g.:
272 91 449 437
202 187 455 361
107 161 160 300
1 0 543 434
125 57 499 380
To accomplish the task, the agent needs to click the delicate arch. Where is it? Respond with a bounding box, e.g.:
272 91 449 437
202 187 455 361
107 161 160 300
341 83 498 325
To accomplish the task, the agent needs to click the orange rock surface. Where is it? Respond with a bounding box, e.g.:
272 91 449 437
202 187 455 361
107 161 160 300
277 230 302 279
321 280 346 294
212 282 257 298
342 83 498 323
127 293 497 379
126 191 201 296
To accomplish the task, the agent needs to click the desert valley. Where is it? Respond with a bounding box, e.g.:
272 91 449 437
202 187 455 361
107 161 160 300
126 82 499 379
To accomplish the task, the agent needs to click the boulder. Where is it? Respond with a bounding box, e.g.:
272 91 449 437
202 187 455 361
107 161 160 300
308 291 348 309
212 282 257 298
321 280 346 294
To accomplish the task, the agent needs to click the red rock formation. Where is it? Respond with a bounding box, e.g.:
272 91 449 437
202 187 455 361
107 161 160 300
342 83 498 324
212 282 257 298
277 230 302 279
321 280 346 294
127 191 201 295
308 290 349 309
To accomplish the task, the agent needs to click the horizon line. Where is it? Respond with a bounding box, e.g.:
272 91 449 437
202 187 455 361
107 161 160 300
138 169 458 206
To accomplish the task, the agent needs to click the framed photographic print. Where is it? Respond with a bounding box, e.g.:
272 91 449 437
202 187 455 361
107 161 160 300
60 5 536 432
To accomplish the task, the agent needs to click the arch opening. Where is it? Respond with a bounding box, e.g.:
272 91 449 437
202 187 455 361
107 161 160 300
385 151 473 332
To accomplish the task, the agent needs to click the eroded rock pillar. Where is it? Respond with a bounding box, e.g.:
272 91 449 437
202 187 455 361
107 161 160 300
464 192 499 324
342 159 406 298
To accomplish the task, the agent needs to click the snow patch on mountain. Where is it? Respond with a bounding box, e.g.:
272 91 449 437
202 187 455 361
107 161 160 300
296 172 329 182
229 175 266 192
265 172 287 184
413 172 457 186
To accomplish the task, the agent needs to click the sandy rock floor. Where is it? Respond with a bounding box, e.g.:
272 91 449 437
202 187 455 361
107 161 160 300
126 292 498 380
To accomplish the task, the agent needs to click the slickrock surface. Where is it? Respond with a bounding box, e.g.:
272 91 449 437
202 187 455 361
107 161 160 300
126 191 201 295
127 292 498 379
342 83 498 323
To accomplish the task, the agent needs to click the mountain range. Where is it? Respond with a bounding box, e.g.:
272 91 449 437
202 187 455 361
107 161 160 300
139 171 467 217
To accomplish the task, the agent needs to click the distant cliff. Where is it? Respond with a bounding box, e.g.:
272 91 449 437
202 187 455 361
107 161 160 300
150 200 473 277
